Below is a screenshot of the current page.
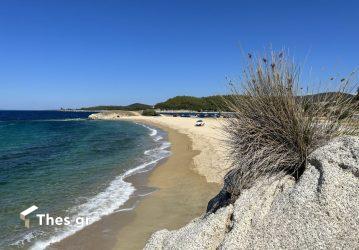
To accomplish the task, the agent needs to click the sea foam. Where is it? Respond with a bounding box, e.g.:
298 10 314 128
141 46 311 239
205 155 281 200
29 124 170 250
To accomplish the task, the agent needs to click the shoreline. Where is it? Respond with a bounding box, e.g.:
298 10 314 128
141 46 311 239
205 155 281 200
43 122 170 250
103 115 231 184
51 118 221 249
114 120 220 249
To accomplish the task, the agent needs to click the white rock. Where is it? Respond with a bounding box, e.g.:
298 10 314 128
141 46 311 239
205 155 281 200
145 205 233 250
145 136 359 249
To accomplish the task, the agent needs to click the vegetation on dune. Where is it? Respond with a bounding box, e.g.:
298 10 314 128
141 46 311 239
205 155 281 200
142 109 158 116
81 103 152 111
223 50 359 198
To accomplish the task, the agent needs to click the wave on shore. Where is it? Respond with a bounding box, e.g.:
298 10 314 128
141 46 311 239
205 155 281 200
28 124 170 250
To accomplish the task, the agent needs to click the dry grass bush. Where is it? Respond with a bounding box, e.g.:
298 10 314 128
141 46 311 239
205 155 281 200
224 51 358 192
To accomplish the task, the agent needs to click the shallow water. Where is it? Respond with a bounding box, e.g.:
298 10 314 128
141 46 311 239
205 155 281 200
0 111 169 249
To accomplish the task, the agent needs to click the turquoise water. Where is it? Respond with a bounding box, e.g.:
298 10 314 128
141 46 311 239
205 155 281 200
0 111 169 249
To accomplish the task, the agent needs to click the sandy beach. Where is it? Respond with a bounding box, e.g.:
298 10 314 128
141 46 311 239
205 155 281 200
88 113 230 183
114 121 221 249
52 115 227 249
94 114 231 183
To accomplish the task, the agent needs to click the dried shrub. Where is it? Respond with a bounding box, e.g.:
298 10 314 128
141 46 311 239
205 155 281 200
224 51 358 193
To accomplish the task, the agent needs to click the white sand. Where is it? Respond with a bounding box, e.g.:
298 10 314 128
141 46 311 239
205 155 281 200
90 113 230 184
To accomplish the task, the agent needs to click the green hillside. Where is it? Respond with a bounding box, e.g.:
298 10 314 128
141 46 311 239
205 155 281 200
154 95 232 112
81 103 152 111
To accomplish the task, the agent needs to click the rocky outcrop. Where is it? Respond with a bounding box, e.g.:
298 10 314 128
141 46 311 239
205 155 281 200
145 205 234 250
88 111 139 120
145 136 359 249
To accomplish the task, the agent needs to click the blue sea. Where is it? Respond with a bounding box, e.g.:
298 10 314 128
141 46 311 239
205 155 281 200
0 111 170 249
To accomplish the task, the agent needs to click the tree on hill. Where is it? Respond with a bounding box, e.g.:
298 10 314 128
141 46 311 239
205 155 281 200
155 96 204 111
80 103 152 111
154 95 232 111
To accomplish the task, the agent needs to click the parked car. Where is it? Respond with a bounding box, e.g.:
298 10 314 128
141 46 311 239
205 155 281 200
195 120 205 126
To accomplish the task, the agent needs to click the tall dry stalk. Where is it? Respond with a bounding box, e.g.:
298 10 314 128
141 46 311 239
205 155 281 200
224 51 358 192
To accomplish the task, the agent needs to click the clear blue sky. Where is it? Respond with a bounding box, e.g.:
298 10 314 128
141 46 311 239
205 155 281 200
0 0 358 109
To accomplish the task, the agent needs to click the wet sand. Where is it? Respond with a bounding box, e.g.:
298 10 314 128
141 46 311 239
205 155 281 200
115 123 220 249
51 122 220 250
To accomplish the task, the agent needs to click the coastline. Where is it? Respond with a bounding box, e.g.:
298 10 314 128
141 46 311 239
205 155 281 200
115 121 220 249
99 115 231 184
51 117 221 249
